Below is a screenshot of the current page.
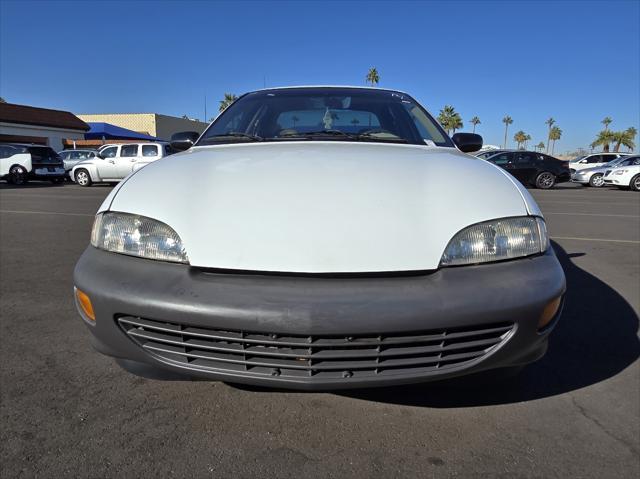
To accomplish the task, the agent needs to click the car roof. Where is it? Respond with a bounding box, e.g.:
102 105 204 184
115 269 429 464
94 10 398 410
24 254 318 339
250 85 411 95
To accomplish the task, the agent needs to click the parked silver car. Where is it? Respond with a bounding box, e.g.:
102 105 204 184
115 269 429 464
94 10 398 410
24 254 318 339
58 149 98 177
572 155 638 187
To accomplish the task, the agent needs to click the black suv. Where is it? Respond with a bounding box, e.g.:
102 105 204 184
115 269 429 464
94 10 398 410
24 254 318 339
485 150 570 189
5 144 66 183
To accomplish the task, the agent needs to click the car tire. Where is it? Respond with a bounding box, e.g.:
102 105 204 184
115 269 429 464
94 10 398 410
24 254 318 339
75 169 92 187
588 173 605 187
535 172 556 189
8 165 28 185
631 174 640 192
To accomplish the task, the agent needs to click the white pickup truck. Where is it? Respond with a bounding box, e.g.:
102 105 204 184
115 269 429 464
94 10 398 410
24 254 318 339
71 142 172 187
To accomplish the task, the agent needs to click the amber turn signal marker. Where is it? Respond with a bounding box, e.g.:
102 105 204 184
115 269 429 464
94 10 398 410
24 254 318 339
75 288 96 321
538 296 561 330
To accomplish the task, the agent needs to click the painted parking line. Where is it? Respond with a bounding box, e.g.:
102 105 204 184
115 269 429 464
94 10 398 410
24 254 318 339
545 212 640 218
551 236 640 244
0 209 94 217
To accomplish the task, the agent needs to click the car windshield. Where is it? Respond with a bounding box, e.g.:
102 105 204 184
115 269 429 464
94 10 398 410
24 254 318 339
197 88 453 147
607 156 628 167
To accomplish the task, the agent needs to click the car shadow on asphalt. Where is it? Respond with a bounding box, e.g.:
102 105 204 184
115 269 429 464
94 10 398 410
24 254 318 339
339 241 640 407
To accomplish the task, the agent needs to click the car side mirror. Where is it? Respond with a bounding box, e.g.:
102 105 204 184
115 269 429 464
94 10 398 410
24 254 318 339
97 151 105 159
579 159 587 164
171 131 200 152
452 133 483 153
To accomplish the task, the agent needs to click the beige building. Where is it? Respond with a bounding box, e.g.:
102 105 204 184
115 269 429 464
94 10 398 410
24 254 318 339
77 113 208 141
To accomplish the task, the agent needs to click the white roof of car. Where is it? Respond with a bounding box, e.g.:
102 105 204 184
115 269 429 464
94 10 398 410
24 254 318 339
252 85 410 94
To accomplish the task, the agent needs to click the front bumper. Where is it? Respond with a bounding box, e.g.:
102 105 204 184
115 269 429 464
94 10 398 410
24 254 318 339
74 247 566 390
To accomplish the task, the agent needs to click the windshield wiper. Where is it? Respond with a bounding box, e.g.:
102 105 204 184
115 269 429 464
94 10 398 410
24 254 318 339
354 132 408 143
199 132 263 144
279 129 357 140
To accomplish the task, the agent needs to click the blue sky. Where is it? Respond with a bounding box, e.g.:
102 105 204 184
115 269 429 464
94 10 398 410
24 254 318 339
1 0 638 152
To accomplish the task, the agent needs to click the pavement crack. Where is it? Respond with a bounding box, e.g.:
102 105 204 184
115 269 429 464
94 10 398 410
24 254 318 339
570 395 639 456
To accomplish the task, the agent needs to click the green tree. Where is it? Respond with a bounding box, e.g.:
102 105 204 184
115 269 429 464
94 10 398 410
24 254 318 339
524 134 531 149
437 105 463 135
601 116 612 131
219 93 238 112
545 117 555 153
549 126 562 155
366 67 380 86
611 127 637 152
502 115 513 149
590 130 615 152
536 141 545 152
470 116 481 133
513 130 527 149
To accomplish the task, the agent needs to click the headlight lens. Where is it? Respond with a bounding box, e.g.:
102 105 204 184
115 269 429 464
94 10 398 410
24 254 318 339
440 217 548 267
91 212 189 263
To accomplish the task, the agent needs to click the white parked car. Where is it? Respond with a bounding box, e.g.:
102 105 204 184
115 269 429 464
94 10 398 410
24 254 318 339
603 156 640 190
0 144 33 185
71 142 172 186
572 155 640 187
73 86 565 390
569 152 629 173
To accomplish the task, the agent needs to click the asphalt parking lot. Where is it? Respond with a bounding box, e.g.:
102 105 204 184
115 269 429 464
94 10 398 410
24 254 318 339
1 182 639 478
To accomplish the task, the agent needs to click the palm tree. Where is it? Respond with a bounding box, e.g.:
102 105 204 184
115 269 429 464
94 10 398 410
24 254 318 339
292 115 300 128
470 116 481 133
536 141 545 152
549 126 562 155
590 130 615 152
601 116 612 131
524 134 532 149
219 93 238 112
438 106 463 135
611 127 636 152
502 115 513 149
545 118 555 153
626 127 637 151
513 130 527 149
366 67 380 86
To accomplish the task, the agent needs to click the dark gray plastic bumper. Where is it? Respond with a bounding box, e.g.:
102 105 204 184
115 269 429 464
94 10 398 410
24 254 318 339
73 247 566 390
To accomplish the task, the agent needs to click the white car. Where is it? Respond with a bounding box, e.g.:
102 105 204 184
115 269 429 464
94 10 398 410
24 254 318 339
71 142 171 186
0 144 32 185
73 86 565 390
603 156 640 190
572 155 640 187
569 152 629 173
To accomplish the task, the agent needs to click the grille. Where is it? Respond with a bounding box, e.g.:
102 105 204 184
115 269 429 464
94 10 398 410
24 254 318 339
117 316 513 380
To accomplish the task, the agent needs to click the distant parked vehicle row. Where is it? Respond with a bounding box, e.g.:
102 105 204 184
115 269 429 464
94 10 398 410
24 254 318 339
569 152 629 174
482 150 570 189
71 142 172 187
0 144 65 184
571 154 635 187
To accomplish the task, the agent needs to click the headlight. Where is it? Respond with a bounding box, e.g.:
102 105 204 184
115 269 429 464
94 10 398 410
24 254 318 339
440 216 548 267
91 212 189 263
614 170 627 175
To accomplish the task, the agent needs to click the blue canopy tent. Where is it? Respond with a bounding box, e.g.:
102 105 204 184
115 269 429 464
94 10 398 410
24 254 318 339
85 122 159 141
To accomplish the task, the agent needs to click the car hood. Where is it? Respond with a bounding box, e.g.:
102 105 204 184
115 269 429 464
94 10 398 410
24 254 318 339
105 142 533 272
